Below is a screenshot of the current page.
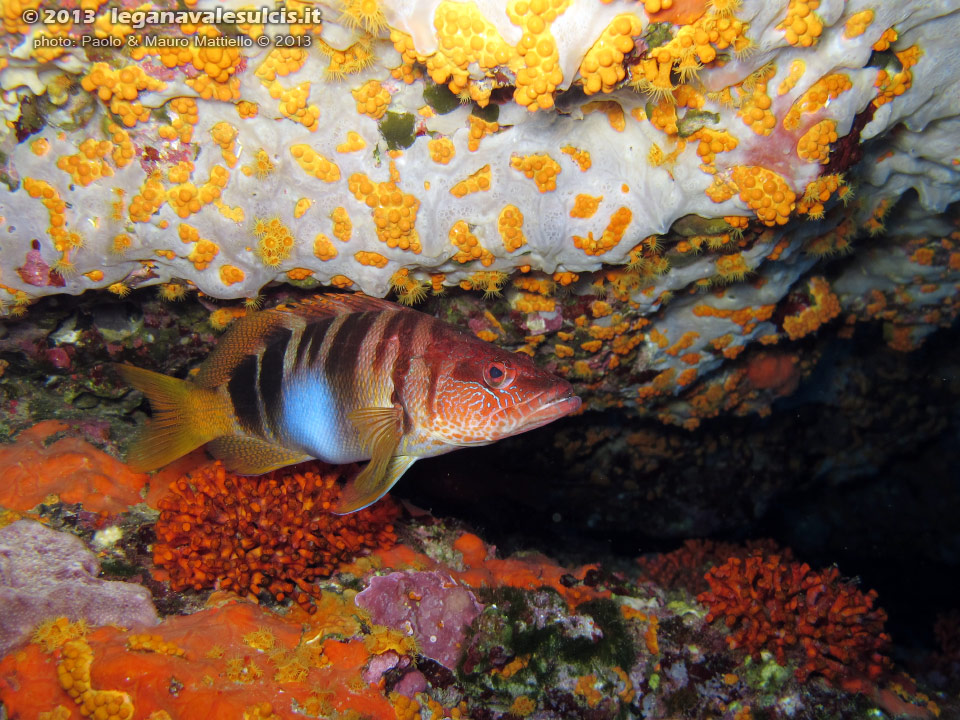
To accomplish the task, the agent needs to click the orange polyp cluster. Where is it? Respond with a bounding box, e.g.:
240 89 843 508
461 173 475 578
349 172 422 253
219 265 246 285
570 193 603 219
253 216 296 267
510 153 561 192
572 207 633 256
467 115 499 151
126 634 186 657
237 100 259 118
782 276 840 340
798 173 844 218
267 80 319 131
290 144 341 183
632 7 749 102
429 137 456 165
872 26 897 52
873 46 921 107
56 138 114 187
313 233 338 261
730 166 796 226
844 9 874 38
498 205 527 251
167 166 229 219
154 461 399 611
783 73 852 130
560 145 591 171
23 177 69 245
777 59 805 95
506 0 568 111
355 250 389 267
450 164 493 197
336 131 367 154
797 119 837 164
514 292 557 313
449 220 494 266
255 47 309 83
579 15 644 95
737 67 777 136
513 275 554 295
691 128 738 167
351 79 391 119
58 639 135 720
777 0 822 47
166 97 199 144
714 253 750 283
331 207 352 242
3 0 40 33
393 1 511 99
128 174 166 223
80 63 166 127
211 122 239 167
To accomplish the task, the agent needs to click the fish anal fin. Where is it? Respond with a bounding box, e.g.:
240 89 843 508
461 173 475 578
333 455 416 514
209 436 312 475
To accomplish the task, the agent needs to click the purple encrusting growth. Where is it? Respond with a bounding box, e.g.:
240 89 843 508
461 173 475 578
0 520 159 656
355 570 483 670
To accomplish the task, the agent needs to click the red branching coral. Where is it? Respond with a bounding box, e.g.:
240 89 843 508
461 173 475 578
637 538 791 594
154 461 400 611
698 553 891 683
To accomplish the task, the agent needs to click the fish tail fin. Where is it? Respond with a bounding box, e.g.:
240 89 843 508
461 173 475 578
115 363 234 471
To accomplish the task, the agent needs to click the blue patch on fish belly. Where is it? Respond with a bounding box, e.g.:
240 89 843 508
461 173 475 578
282 375 364 464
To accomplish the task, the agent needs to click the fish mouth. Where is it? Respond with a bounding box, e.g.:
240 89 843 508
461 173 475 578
511 387 581 434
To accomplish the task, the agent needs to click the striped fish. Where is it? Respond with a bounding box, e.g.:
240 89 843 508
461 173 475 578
116 293 580 513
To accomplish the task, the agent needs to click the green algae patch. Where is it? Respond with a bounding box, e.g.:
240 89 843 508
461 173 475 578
379 111 417 150
422 82 460 114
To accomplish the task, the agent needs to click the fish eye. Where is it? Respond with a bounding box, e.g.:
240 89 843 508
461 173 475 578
483 361 513 389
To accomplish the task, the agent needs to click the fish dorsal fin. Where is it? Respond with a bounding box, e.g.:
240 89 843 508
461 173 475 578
275 293 402 320
208 435 312 475
333 405 404 513
193 310 296 388
333 455 416 514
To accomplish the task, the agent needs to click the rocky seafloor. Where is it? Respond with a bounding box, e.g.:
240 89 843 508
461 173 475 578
0 288 957 720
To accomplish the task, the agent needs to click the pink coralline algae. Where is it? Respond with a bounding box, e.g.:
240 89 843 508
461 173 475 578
0 520 159 656
355 570 483 670
16 247 51 287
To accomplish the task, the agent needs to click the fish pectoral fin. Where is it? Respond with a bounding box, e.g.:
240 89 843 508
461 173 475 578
209 436 312 475
333 455 416 514
347 405 403 453
337 405 404 513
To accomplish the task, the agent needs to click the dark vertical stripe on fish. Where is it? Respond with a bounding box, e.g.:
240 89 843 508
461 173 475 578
259 327 291 433
373 310 405 375
389 311 420 405
229 353 264 436
425 318 446 414
297 318 332 369
326 311 377 392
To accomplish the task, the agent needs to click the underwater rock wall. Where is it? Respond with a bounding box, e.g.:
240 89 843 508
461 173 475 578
1 0 959 425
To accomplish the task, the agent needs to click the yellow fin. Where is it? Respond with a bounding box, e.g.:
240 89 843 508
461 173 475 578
334 406 404 513
208 436 311 474
333 455 416 514
348 405 402 452
114 364 233 472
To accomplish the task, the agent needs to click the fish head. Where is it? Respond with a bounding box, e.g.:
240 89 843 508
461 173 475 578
422 332 581 447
